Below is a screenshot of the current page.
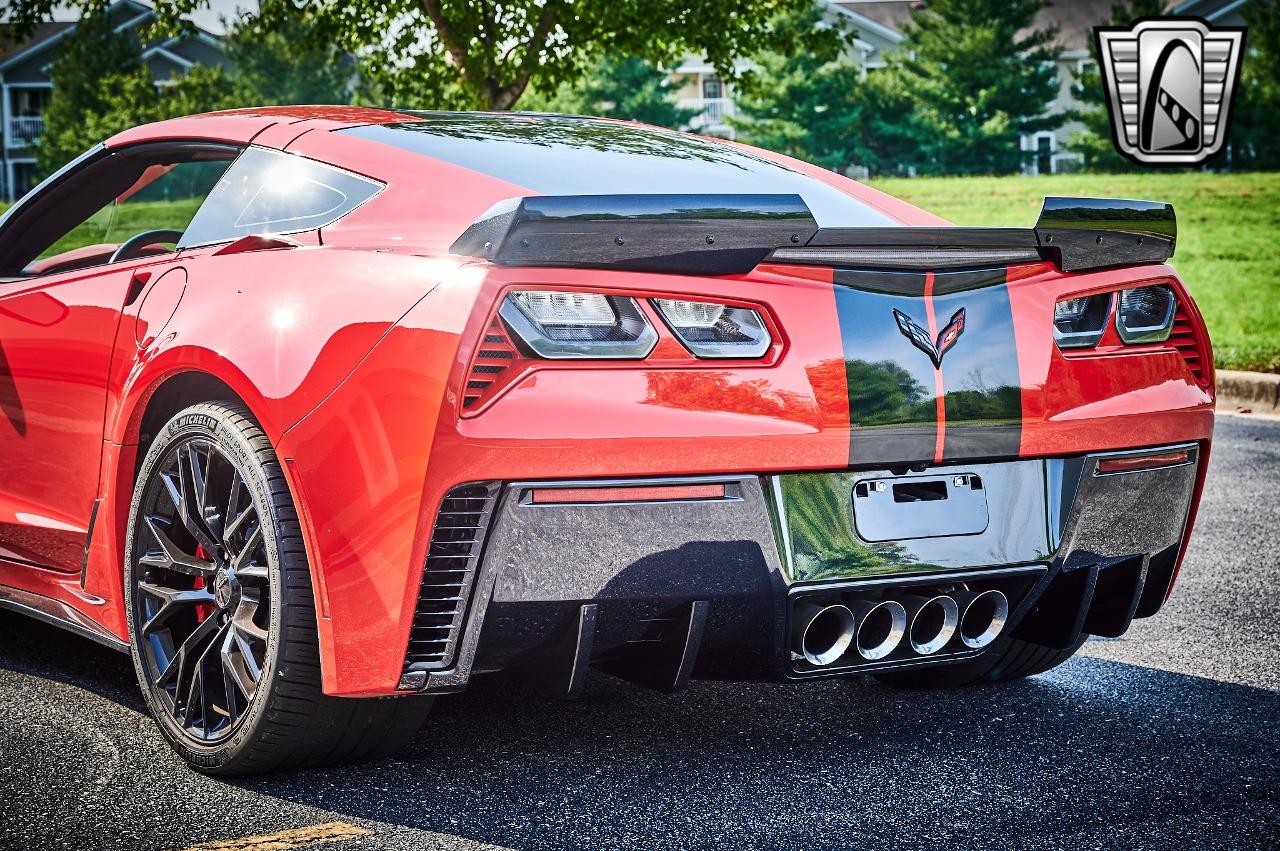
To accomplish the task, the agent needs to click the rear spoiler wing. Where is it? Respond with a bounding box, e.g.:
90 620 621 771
450 194 1176 276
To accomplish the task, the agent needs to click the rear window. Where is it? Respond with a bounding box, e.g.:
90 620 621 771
180 147 382 247
339 113 895 228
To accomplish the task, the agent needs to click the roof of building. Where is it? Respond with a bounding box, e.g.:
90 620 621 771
0 21 75 64
832 0 1179 54
0 0 225 76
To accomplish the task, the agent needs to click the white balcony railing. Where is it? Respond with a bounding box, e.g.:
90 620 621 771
7 116 46 148
678 97 735 129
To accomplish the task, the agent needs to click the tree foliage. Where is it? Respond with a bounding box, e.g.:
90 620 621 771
31 2 355 177
731 4 869 173
730 0 1062 176
521 54 696 129
878 0 1062 175
224 0 353 106
35 11 237 175
4 0 822 111
1067 0 1169 172
1229 0 1280 169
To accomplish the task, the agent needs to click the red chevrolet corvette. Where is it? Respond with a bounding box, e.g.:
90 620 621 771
0 107 1212 774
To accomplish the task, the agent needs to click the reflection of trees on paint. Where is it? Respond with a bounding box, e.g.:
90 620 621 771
643 372 819 423
946 367 1020 423
845 359 934 426
389 113 771 169
779 473 912 581
804 358 848 427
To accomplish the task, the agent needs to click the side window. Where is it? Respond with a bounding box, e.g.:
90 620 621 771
180 147 382 247
36 158 233 264
0 143 241 278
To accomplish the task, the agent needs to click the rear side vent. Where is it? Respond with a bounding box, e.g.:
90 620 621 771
403 482 500 672
462 318 521 412
1166 306 1208 386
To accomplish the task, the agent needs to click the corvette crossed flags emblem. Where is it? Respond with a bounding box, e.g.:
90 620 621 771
893 307 966 369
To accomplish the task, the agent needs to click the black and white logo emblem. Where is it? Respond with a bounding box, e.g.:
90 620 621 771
1095 17 1245 165
893 307 965 369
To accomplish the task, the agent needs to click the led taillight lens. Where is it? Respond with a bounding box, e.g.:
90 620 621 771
1053 293 1112 349
652 298 772 358
1116 285 1177 344
499 290 658 359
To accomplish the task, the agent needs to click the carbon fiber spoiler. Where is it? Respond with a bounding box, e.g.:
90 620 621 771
449 194 1176 276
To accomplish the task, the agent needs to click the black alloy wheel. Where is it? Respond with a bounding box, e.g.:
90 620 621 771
133 435 269 742
125 402 433 775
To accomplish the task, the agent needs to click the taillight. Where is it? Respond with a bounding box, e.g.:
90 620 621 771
1116 285 1177 344
1053 293 1112 349
499 290 658 359
652 298 772 359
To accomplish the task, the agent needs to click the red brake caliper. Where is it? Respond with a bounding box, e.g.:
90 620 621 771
194 544 212 622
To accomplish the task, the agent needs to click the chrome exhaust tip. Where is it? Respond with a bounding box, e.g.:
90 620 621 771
847 600 907 660
955 589 1009 649
903 595 960 655
793 603 856 666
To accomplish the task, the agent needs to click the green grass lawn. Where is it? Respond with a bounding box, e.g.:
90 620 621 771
870 172 1280 373
2 171 1276 371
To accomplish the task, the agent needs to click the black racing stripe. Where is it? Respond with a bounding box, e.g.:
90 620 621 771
931 267 1010 295
933 268 1023 461
834 270 938 466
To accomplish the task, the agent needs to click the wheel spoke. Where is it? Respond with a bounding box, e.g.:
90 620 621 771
232 596 268 643
138 580 214 635
141 516 215 577
237 563 269 582
170 443 220 552
221 629 258 706
232 525 264 572
185 621 229 736
222 474 247 544
157 614 220 686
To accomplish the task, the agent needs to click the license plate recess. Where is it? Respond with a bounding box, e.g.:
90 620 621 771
852 473 989 542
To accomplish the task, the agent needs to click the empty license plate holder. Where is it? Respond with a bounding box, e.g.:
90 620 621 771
852 473 990 542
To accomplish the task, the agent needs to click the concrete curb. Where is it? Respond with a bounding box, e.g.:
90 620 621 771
1216 369 1280 416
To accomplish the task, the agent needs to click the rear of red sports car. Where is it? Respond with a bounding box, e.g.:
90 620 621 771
274 112 1212 700
1 107 1213 775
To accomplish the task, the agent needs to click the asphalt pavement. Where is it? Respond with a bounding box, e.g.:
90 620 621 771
1 413 1277 850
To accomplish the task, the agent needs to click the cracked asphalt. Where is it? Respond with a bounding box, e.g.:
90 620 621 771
1 414 1277 850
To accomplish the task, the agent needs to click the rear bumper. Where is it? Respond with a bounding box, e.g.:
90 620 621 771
400 442 1202 693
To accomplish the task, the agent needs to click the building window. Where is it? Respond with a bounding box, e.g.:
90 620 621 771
702 76 723 100
9 87 50 117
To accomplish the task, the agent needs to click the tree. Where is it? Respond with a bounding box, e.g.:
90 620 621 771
35 10 237 176
521 54 696 129
6 1 822 111
35 9 144 174
731 4 869 173
223 0 353 106
879 0 1062 175
1066 0 1168 172
1229 0 1280 169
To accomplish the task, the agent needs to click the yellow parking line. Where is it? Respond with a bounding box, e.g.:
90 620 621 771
175 821 372 851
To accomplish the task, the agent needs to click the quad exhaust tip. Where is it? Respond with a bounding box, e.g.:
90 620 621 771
793 603 856 666
956 589 1009 649
848 599 907 661
903 595 960 655
791 587 1010 668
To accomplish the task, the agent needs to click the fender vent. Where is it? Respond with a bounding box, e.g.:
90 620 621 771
1166 306 1208 387
404 482 500 671
461 318 521 413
